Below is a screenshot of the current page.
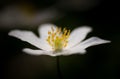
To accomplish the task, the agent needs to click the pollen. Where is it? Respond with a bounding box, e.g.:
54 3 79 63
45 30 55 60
46 26 70 51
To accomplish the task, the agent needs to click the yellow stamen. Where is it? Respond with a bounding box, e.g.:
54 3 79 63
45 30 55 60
46 26 70 52
48 31 51 35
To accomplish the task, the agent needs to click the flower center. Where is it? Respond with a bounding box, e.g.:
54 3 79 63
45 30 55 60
46 26 70 52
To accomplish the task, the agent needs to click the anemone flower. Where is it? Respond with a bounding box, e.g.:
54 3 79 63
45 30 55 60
8 24 110 56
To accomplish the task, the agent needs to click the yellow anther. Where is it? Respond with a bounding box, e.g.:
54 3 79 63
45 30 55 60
67 30 70 35
64 43 67 47
63 28 66 31
56 27 59 32
55 36 57 39
52 33 55 37
48 31 51 35
58 28 61 34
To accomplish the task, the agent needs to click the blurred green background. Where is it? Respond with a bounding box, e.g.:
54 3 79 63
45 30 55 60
0 0 119 79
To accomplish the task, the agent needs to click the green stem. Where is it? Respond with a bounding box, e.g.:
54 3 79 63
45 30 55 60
56 56 63 79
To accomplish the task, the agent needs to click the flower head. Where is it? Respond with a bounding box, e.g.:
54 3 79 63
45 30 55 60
8 24 110 56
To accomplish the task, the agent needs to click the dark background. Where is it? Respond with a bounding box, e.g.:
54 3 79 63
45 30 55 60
0 0 120 79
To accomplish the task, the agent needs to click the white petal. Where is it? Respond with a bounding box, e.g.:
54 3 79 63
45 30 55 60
8 30 52 51
23 48 86 56
64 48 87 55
39 38 52 51
23 48 50 56
65 37 110 55
66 26 92 49
69 49 86 55
79 37 111 49
53 50 86 56
51 50 70 56
38 23 57 39
23 48 59 56
69 37 111 53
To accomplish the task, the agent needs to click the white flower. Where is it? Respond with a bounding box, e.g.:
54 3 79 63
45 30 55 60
8 24 110 56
